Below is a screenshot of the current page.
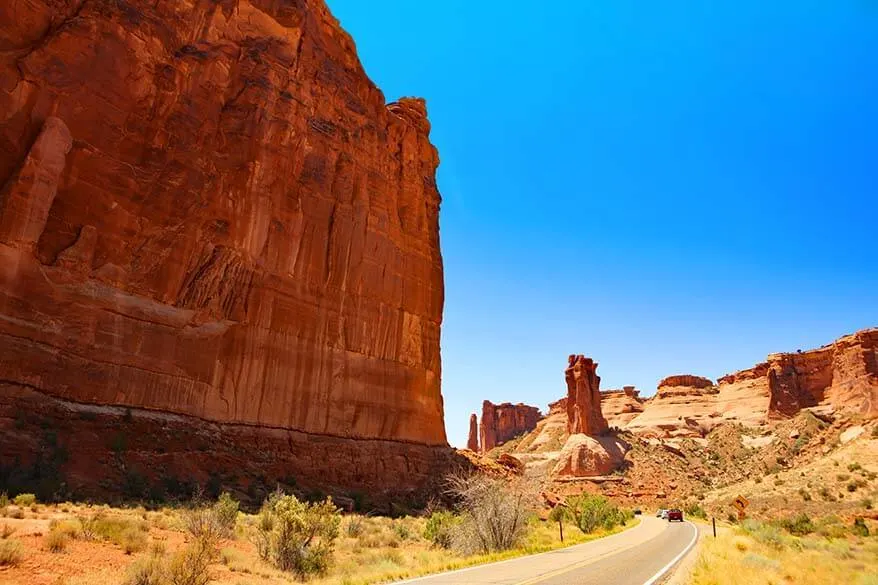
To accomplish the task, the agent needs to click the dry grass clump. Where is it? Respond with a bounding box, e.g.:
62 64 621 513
691 519 878 585
0 537 23 566
79 512 149 554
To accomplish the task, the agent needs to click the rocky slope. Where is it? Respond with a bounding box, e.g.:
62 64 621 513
0 0 453 503
601 386 645 429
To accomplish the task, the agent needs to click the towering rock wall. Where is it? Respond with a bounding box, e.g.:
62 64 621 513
565 355 609 435
479 401 542 452
0 0 451 502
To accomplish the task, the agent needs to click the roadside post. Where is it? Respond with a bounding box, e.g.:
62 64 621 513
712 517 716 538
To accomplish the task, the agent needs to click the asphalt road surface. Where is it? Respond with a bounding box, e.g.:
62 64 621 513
394 516 699 585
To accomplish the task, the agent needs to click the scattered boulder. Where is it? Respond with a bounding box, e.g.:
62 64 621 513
551 434 629 478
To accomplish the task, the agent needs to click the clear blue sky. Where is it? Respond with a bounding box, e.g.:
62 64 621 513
326 1 878 447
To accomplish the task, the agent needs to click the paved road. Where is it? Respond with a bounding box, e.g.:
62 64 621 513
394 516 699 585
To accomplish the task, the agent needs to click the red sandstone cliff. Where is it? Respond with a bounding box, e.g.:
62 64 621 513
479 401 542 452
719 328 878 419
0 0 452 502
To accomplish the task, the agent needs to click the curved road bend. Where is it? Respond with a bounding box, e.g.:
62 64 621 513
393 516 699 585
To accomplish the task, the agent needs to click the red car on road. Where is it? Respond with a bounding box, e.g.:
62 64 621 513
667 509 684 522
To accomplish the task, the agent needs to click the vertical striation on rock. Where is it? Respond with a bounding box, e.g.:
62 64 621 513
479 400 542 452
565 355 609 435
0 0 454 502
467 413 479 451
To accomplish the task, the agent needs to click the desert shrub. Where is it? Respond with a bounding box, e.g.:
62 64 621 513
567 494 628 534
78 512 147 553
848 481 859 492
684 503 707 519
0 538 23 566
777 513 814 536
849 462 862 472
167 536 216 585
423 510 459 549
44 518 83 553
741 520 789 550
0 493 8 510
183 492 239 541
872 426 878 439
213 492 239 536
13 493 35 507
1 524 15 539
445 473 535 554
253 491 341 578
393 521 412 541
799 488 812 501
344 516 364 538
863 498 873 510
852 517 870 537
123 553 166 585
837 473 850 482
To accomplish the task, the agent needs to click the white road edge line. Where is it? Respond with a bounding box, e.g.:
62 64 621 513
392 518 646 584
641 521 699 585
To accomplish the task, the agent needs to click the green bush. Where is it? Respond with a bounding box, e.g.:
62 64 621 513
253 491 340 578
567 495 628 534
393 521 412 541
423 511 458 549
852 517 870 537
78 512 147 554
777 513 814 536
12 493 35 507
684 503 707 519
183 492 239 541
213 492 238 536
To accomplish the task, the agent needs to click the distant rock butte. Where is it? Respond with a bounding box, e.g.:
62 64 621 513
565 355 609 435
0 0 454 502
479 400 542 452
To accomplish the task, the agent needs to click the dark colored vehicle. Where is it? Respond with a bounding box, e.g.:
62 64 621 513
667 509 684 522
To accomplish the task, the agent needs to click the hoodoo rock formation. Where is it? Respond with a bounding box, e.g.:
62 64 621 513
467 414 479 451
479 401 542 452
565 355 609 435
0 0 453 503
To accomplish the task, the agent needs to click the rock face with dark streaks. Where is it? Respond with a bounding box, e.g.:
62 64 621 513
0 0 453 504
